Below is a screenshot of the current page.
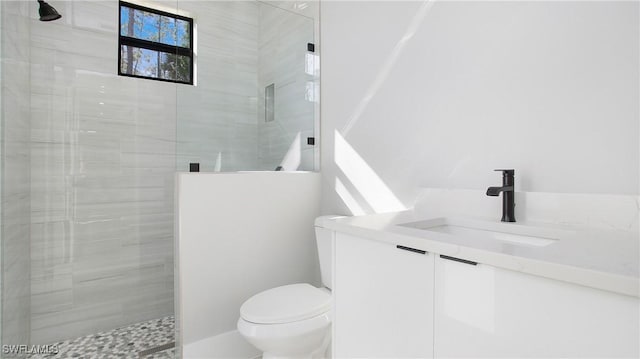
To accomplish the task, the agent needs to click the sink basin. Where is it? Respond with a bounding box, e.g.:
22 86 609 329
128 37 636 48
399 218 570 247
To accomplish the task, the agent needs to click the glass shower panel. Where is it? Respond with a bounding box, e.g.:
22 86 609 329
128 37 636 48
175 1 318 172
3 0 179 346
176 1 262 172
256 3 317 172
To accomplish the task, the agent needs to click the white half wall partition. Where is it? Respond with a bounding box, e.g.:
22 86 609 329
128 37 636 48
175 172 322 358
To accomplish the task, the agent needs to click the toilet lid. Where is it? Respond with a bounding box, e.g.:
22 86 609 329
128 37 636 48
240 283 332 324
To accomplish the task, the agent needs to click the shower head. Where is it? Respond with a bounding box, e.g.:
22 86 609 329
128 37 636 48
38 0 62 22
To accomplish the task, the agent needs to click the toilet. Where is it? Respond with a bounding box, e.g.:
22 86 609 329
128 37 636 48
237 216 339 359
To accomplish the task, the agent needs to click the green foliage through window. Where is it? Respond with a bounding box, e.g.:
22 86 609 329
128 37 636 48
118 2 193 84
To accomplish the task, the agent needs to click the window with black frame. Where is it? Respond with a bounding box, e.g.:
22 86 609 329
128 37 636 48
118 1 193 84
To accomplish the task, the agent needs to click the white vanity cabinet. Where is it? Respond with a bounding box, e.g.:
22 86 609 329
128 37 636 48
333 233 435 358
333 231 639 358
433 255 640 358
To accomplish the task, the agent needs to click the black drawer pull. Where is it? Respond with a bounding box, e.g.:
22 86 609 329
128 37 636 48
396 245 426 255
440 255 477 266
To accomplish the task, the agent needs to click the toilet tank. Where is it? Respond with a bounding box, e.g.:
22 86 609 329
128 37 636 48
315 215 342 290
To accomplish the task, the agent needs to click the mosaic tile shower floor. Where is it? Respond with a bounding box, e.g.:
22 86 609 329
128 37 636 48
28 316 175 359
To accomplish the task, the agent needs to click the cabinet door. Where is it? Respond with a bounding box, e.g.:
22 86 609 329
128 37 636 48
434 255 640 358
334 233 434 358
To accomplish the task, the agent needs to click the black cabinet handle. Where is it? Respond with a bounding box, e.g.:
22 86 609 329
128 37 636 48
396 245 426 255
440 254 477 266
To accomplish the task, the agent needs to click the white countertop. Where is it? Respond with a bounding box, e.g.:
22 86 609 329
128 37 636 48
320 211 640 298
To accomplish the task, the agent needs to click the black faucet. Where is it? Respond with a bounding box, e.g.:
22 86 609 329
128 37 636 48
486 169 516 222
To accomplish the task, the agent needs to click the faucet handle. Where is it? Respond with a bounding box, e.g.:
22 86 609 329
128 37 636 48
494 169 515 176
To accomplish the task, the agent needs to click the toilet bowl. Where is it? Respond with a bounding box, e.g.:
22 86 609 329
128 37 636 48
237 216 340 359
237 284 332 359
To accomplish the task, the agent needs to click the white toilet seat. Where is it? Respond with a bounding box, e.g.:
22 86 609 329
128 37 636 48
240 283 332 324
237 283 332 359
237 311 331 339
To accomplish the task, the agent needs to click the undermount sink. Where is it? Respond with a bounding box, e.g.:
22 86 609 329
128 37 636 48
399 217 570 247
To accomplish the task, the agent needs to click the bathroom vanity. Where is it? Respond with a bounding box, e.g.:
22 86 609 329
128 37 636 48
322 213 640 358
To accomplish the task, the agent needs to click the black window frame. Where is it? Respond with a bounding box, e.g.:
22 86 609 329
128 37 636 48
118 1 194 85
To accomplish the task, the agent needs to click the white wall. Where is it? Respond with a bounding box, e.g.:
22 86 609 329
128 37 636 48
176 172 321 356
320 1 639 216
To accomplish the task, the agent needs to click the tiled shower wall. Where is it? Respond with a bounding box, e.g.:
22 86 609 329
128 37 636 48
1 0 32 350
